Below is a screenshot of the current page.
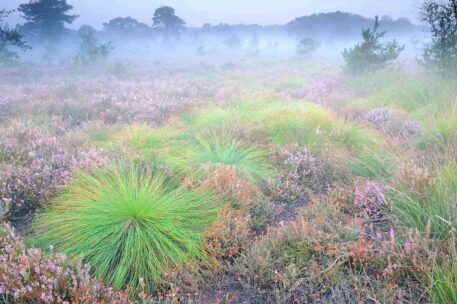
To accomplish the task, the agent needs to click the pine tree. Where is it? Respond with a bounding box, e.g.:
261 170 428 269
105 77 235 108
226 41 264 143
342 16 404 74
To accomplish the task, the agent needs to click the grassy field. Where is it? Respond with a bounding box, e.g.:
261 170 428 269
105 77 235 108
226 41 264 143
1 58 457 303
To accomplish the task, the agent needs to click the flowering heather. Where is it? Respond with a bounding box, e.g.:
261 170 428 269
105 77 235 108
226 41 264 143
274 147 335 204
298 76 352 108
0 120 109 224
0 224 192 303
363 107 420 138
354 181 386 220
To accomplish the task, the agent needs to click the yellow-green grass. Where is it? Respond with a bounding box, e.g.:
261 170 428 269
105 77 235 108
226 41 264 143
117 123 187 164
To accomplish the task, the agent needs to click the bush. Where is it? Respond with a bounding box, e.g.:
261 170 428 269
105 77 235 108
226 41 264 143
74 30 113 66
273 146 336 204
31 165 217 293
0 223 193 303
0 120 109 224
296 37 320 56
342 16 404 74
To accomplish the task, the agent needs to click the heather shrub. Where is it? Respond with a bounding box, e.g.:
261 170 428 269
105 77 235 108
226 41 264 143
363 107 420 138
273 146 336 204
0 120 109 224
354 180 387 220
0 223 194 303
199 165 279 259
235 200 403 303
31 165 217 293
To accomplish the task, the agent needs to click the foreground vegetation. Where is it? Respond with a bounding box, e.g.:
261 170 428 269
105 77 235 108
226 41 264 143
1 58 457 303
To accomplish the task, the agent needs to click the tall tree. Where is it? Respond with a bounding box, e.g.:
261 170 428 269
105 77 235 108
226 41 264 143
18 0 78 42
421 0 457 77
152 6 185 41
103 17 151 38
0 9 29 65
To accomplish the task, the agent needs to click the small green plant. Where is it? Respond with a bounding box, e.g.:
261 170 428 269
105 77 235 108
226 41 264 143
31 165 217 293
342 16 404 74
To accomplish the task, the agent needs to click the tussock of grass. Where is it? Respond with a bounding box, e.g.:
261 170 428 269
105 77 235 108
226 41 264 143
31 165 217 293
119 124 183 151
389 161 457 239
184 108 236 130
428 239 457 303
173 129 273 181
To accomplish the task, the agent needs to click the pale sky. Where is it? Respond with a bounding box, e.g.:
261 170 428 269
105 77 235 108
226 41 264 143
3 0 421 28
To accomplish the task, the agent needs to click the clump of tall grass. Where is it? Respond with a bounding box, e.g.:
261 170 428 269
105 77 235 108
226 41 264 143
118 123 185 164
427 238 457 303
418 107 457 152
119 123 183 151
389 161 457 239
175 129 273 182
31 165 217 293
183 108 236 130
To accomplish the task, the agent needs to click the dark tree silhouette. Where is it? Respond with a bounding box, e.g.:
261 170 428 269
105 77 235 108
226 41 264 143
18 0 78 42
421 0 457 77
103 17 150 37
342 16 404 74
0 9 29 65
152 6 185 41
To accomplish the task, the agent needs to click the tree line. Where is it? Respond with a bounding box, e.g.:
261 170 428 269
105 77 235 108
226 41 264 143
0 0 457 77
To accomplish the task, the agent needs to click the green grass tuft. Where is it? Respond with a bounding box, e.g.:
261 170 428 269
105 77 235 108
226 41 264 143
30 165 217 293
174 129 273 181
389 161 457 239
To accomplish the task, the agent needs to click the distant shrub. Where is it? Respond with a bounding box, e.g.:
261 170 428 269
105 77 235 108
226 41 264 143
31 165 217 293
74 30 113 66
223 35 242 50
342 16 404 74
296 37 320 56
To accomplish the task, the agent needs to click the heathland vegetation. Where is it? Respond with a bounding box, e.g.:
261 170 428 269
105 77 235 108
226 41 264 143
1 0 457 303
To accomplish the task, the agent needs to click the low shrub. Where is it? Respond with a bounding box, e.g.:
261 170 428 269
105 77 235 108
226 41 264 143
273 146 336 204
0 223 193 303
0 120 109 224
